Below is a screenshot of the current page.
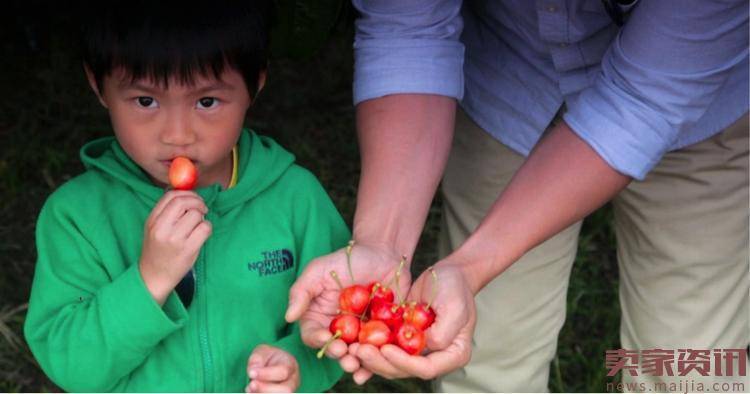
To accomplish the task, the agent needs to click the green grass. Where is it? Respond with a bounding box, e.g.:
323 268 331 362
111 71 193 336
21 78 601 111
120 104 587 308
0 8 620 393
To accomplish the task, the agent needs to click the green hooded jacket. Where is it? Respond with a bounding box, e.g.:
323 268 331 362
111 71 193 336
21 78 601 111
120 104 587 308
24 130 347 392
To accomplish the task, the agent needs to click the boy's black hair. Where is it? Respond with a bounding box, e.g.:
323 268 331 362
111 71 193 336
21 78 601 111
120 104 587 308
82 1 273 97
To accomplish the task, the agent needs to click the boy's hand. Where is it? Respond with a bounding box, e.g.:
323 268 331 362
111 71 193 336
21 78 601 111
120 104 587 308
245 345 300 393
139 190 211 305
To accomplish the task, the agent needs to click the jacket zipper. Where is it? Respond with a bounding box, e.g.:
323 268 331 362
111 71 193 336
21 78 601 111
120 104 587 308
196 245 214 391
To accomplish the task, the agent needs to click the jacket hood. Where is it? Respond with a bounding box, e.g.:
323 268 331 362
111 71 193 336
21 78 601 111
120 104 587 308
80 129 295 214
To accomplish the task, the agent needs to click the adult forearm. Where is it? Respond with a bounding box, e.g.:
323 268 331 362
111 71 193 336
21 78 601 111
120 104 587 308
353 94 456 260
446 121 632 293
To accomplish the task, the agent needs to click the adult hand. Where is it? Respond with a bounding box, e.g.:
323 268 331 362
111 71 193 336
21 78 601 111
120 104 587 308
285 241 411 372
350 262 476 383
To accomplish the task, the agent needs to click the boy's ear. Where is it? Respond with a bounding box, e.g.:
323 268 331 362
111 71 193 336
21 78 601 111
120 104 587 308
254 70 267 102
83 64 108 108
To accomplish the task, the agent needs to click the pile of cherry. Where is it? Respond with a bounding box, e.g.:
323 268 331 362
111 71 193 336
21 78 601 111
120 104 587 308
317 242 437 358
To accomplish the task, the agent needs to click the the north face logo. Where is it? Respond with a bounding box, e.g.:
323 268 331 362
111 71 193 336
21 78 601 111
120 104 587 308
248 249 294 277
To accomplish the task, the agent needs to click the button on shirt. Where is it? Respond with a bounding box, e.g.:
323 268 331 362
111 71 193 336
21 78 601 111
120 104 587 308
352 0 749 179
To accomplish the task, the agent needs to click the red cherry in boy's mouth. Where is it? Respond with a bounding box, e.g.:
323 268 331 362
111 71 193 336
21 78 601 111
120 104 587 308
168 156 198 190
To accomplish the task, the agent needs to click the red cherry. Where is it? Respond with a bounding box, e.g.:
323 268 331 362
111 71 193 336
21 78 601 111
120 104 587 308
403 302 436 331
329 314 360 344
339 285 370 315
168 156 198 190
358 320 393 347
368 300 404 331
395 322 426 355
367 282 395 304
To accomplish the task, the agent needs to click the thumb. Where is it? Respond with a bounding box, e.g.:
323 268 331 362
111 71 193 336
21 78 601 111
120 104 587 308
424 301 465 351
285 271 317 322
248 344 272 372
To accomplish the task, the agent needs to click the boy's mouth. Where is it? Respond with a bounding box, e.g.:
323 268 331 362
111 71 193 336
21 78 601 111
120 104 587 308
160 158 197 167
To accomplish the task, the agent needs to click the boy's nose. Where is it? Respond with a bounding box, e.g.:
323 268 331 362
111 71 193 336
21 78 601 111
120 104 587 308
160 110 196 146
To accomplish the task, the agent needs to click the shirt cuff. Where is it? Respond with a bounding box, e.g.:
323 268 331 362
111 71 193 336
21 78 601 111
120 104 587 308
564 82 676 181
353 39 465 105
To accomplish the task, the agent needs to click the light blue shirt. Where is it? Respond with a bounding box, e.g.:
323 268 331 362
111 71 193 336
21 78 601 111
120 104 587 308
352 0 749 179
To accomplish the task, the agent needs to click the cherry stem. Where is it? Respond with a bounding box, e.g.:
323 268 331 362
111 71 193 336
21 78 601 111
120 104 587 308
385 255 407 291
345 240 355 284
357 283 381 322
393 255 407 305
330 270 344 291
427 266 438 310
316 330 342 359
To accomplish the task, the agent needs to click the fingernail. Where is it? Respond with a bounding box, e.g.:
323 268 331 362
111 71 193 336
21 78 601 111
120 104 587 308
250 382 258 392
249 369 258 379
284 302 295 321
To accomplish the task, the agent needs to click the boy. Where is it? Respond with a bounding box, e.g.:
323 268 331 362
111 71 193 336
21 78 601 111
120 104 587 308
23 1 347 392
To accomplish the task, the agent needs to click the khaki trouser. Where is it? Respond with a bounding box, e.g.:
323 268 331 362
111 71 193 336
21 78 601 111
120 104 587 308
434 110 749 392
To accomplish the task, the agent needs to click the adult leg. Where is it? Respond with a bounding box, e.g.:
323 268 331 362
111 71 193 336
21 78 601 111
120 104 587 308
434 110 582 392
614 115 749 392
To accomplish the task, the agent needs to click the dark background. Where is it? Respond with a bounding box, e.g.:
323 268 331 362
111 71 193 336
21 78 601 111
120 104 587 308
0 2 621 392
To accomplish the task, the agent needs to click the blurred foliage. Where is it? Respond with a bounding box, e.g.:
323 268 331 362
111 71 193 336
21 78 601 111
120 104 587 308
272 0 347 59
0 1 620 392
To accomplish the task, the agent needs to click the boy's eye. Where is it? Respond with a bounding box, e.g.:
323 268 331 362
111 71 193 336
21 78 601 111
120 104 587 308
197 97 219 109
136 96 157 108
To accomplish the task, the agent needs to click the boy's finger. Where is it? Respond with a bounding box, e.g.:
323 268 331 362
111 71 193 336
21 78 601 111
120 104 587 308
247 345 272 374
186 221 212 251
152 195 207 229
248 380 294 393
248 364 291 382
171 209 206 240
147 191 199 226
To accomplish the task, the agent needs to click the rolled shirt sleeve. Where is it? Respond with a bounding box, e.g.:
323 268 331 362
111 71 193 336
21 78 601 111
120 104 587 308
352 0 466 104
564 0 749 180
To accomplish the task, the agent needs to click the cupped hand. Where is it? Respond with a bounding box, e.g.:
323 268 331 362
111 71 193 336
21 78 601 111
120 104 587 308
351 262 476 382
285 241 412 370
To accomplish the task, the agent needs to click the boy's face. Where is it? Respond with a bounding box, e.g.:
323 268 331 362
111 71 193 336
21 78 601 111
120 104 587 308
88 67 258 189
